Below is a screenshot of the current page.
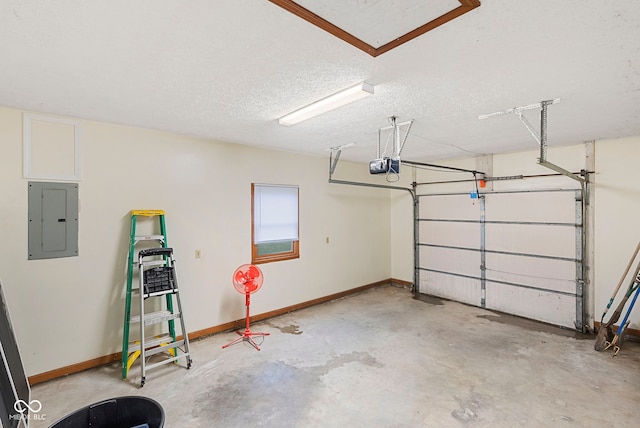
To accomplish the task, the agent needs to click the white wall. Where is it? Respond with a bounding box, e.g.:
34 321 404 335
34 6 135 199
593 136 640 330
0 106 392 376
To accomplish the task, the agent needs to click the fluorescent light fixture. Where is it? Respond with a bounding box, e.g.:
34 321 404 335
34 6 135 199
278 82 374 126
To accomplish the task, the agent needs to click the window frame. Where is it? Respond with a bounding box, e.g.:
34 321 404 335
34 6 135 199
251 183 299 264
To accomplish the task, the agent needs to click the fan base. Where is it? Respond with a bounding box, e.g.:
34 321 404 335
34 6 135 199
222 329 270 351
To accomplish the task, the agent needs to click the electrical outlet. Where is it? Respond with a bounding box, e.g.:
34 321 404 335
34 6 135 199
195 250 202 259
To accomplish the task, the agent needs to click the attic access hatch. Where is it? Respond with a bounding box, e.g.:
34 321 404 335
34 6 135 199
269 0 481 57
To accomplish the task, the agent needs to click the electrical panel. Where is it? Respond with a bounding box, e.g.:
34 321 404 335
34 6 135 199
28 181 78 260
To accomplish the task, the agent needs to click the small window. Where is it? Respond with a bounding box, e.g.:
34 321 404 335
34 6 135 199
252 183 299 264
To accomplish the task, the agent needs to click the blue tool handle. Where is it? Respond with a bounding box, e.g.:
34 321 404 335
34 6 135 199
616 284 640 335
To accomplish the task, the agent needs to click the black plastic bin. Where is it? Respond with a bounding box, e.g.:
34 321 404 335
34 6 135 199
48 396 164 428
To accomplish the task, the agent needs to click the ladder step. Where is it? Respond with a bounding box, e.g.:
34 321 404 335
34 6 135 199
146 354 190 371
145 339 187 358
130 310 181 326
145 289 178 298
131 287 179 297
129 335 183 353
134 235 166 242
141 260 168 268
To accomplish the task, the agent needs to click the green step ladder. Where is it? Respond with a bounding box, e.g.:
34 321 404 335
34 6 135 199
121 210 192 386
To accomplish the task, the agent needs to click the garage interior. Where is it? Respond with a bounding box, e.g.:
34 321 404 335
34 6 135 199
1 1 640 427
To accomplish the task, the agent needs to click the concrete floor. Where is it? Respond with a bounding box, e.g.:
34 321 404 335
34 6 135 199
33 285 640 427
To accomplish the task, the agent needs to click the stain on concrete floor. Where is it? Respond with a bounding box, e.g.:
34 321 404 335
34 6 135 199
266 322 303 335
192 360 315 426
452 394 482 424
477 312 594 340
413 292 593 342
191 351 382 426
412 293 444 305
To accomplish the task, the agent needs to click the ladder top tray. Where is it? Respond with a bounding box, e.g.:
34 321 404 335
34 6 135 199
139 247 174 257
131 209 165 216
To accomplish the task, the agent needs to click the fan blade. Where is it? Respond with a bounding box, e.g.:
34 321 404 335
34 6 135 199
245 281 259 293
247 265 261 280
234 270 247 284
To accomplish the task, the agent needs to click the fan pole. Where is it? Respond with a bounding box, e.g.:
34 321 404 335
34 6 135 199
222 290 270 351
243 292 251 335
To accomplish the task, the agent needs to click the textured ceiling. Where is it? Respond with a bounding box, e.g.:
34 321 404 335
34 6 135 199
1 0 639 164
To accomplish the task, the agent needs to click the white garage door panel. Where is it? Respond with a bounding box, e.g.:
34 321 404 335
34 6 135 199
420 271 481 306
421 195 480 220
416 189 582 329
485 223 576 258
485 282 576 328
419 222 480 247
485 192 576 223
485 253 576 294
420 246 480 277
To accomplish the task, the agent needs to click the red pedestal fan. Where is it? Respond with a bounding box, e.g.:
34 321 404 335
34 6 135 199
222 264 270 351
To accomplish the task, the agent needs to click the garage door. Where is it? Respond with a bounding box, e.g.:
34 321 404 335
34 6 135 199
417 189 584 329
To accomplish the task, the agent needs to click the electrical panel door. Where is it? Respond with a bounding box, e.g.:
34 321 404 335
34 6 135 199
28 182 79 260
